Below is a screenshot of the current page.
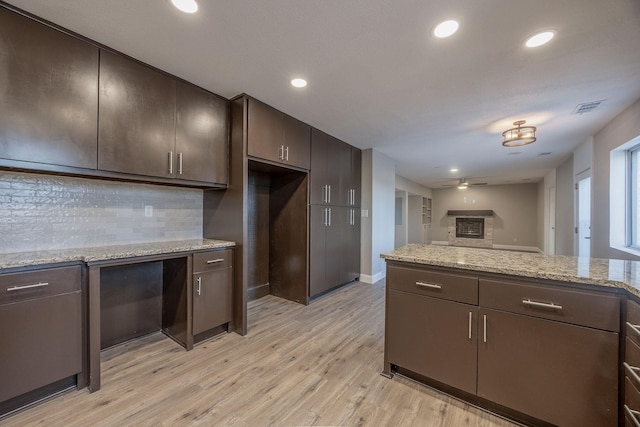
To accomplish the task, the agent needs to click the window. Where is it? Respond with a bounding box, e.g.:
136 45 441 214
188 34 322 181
610 135 640 255
630 145 640 248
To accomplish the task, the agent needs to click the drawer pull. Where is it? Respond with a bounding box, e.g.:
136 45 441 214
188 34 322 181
196 277 202 296
7 282 49 292
483 314 487 343
625 362 640 387
625 404 640 427
206 259 225 264
468 312 473 340
628 322 640 338
522 299 562 310
416 281 441 290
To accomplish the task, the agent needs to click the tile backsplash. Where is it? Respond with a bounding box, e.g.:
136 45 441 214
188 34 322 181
0 171 203 253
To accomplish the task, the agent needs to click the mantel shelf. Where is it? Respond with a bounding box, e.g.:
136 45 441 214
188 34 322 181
447 210 494 217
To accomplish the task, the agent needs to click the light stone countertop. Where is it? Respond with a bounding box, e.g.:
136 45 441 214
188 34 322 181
0 239 235 270
381 244 640 298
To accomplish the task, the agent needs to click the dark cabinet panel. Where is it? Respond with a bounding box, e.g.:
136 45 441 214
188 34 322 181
477 308 618 427
247 97 310 169
193 268 232 335
176 81 228 184
192 249 233 336
0 266 82 403
387 290 478 394
310 129 328 204
349 147 362 207
309 205 328 297
0 8 98 170
98 49 176 178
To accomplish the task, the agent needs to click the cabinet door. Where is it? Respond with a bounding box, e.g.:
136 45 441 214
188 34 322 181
346 207 361 281
0 292 82 402
193 267 232 335
387 290 478 394
326 136 351 206
98 50 176 178
0 8 98 170
282 114 310 169
175 81 228 184
325 206 343 290
310 128 328 204
478 308 618 427
246 98 284 164
349 147 361 207
309 205 328 297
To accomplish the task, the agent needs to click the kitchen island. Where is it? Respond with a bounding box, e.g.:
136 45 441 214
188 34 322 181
381 244 640 427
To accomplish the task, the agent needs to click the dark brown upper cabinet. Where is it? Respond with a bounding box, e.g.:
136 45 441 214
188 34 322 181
0 7 98 170
98 50 176 178
310 129 357 206
176 81 228 185
246 97 310 170
98 50 228 186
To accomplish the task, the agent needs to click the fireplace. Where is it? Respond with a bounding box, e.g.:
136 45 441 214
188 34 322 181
446 210 494 248
456 218 484 239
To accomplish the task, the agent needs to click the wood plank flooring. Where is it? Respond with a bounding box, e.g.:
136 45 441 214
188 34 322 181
3 280 518 426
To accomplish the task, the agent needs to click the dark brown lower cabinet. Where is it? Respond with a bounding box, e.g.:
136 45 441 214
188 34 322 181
387 290 477 394
192 249 233 337
0 266 82 405
384 262 621 427
477 308 618 427
309 205 359 298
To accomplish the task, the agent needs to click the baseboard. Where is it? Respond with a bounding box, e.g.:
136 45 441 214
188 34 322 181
492 244 541 253
359 271 385 284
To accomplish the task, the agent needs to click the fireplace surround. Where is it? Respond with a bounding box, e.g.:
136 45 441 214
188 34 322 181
447 210 494 248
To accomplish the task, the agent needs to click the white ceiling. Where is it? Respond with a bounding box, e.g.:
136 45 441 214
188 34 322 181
6 0 640 187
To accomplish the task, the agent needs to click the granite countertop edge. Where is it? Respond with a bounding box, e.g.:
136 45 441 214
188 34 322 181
0 239 236 270
381 244 640 298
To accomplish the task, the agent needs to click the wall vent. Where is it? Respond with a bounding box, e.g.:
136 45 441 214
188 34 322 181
572 100 605 114
538 152 552 156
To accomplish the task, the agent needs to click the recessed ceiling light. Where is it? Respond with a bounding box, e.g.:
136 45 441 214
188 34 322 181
433 20 459 38
290 78 308 88
450 168 458 172
171 0 198 14
525 31 555 48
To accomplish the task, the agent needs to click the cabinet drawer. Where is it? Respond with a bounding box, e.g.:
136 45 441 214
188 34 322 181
479 279 620 332
193 249 232 273
0 265 81 305
387 265 478 305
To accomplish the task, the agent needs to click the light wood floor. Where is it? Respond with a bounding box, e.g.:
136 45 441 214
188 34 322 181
4 280 518 427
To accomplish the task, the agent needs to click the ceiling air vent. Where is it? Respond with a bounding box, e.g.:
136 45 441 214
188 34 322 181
572 100 605 115
538 152 552 156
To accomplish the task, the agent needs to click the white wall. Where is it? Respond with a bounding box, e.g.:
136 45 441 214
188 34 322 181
592 98 640 260
360 149 396 283
396 175 433 244
394 191 408 248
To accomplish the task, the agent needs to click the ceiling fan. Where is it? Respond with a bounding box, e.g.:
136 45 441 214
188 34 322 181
441 178 488 189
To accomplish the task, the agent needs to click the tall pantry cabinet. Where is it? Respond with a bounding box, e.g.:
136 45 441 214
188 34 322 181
309 129 361 298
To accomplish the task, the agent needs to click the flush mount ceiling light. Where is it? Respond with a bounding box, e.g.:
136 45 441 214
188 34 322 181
171 0 198 14
450 168 458 172
290 78 308 88
457 179 469 190
502 120 537 147
525 31 555 48
433 20 459 38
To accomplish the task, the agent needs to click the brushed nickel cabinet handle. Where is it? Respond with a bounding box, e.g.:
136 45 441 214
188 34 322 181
328 185 331 204
168 151 174 174
196 277 202 296
7 282 49 292
483 314 487 343
178 152 183 175
285 146 289 161
522 299 562 310
625 405 640 427
468 312 472 340
416 281 441 290
206 259 224 264
328 208 332 226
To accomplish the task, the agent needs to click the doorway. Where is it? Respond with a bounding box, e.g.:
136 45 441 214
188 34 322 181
576 170 591 258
